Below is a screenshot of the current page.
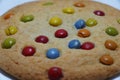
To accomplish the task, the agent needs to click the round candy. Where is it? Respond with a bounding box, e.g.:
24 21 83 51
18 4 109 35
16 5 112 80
94 10 105 16
35 35 49 43
4 13 14 20
48 67 63 80
5 26 18 35
55 29 68 38
21 15 34 23
105 27 118 36
63 7 75 14
105 40 117 50
68 39 81 49
74 2 85 7
77 29 91 38
22 46 36 56
2 38 16 49
46 48 60 59
99 54 114 65
49 16 62 26
81 42 94 50
43 2 54 6
86 18 98 27
117 19 120 24
74 19 86 29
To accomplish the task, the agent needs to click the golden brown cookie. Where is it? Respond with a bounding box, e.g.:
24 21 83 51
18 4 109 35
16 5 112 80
0 0 120 80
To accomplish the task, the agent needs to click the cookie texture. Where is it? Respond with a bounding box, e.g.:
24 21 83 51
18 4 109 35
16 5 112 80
0 0 120 80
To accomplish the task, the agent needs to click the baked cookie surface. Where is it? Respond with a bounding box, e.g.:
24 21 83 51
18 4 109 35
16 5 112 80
0 0 120 80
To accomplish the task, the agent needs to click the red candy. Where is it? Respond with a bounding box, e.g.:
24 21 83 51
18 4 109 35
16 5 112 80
22 46 36 56
48 67 63 80
81 42 94 50
35 35 49 43
94 10 105 16
55 29 68 38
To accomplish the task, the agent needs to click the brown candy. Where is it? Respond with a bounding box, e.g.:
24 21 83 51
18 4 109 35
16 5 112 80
105 40 117 50
100 54 114 65
74 2 85 7
77 29 90 38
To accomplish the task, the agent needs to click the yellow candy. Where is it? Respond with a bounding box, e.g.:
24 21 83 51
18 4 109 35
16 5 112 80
63 7 75 14
86 18 98 27
5 26 18 35
49 16 62 26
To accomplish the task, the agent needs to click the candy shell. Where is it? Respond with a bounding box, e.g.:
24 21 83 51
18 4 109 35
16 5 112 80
46 48 60 59
68 39 81 49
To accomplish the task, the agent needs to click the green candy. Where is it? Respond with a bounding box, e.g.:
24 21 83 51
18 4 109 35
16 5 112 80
105 27 119 36
86 18 98 27
2 38 16 49
21 15 34 23
43 2 54 6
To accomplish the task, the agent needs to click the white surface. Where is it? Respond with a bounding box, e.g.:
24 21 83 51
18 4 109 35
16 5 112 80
0 0 120 80
0 73 10 80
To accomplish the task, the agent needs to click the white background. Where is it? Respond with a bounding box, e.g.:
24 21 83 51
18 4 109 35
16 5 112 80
0 0 120 80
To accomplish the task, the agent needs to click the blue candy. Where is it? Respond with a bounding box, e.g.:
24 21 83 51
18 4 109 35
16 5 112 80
68 39 81 49
46 48 60 59
74 19 86 29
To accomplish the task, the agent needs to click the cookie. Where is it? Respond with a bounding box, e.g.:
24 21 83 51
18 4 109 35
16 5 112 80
0 0 120 80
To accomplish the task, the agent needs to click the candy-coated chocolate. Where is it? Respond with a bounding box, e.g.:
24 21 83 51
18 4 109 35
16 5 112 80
5 26 18 35
22 46 36 56
48 67 63 80
99 54 114 65
94 10 105 16
68 39 81 49
43 2 54 6
49 16 62 26
81 42 94 50
77 29 90 38
63 7 75 14
74 19 86 29
74 2 85 7
117 19 120 24
21 15 34 23
46 48 60 59
35 35 49 43
2 38 16 49
105 27 118 36
86 18 98 27
55 29 68 38
4 13 14 20
105 40 117 50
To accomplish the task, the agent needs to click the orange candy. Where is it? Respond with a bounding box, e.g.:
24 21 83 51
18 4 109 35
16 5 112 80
77 29 91 38
74 2 85 7
99 54 114 65
105 40 117 50
4 13 14 20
